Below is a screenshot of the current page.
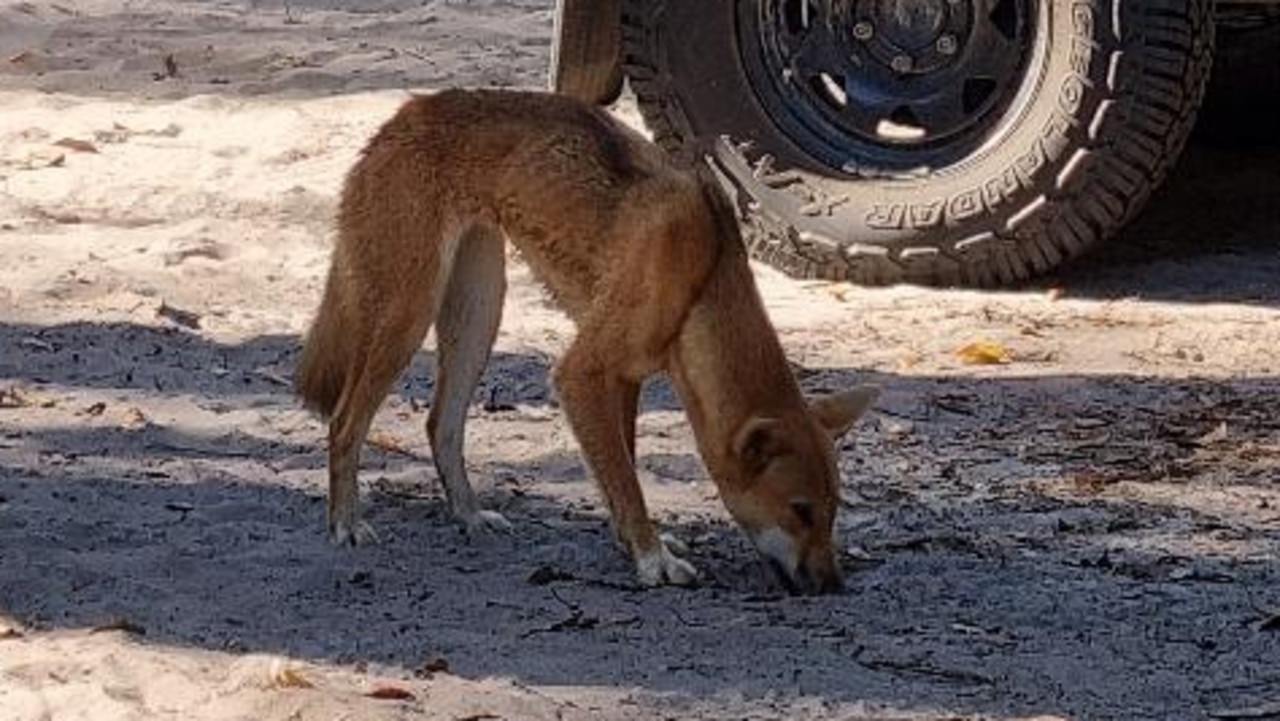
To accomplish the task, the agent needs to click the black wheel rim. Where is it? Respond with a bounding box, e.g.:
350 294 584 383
739 0 1039 173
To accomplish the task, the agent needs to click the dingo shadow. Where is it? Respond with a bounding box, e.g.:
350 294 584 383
2 361 1278 719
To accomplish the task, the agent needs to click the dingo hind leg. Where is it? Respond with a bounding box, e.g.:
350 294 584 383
324 299 436 545
426 225 511 535
310 213 459 546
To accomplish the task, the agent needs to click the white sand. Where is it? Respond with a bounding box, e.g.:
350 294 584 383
2 1 1279 719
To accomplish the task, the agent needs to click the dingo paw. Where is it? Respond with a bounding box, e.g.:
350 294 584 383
459 509 513 536
659 531 689 556
636 545 699 588
330 519 379 547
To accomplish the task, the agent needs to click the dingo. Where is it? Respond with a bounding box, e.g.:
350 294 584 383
296 89 877 594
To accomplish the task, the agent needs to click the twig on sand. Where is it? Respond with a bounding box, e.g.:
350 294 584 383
853 649 994 686
366 431 424 459
1210 702 1280 720
254 369 291 387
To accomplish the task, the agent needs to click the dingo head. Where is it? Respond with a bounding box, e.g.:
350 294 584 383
718 385 879 595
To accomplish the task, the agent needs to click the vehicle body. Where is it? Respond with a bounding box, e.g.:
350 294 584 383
552 1 1280 287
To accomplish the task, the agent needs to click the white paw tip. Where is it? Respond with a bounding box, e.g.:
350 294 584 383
461 509 513 535
330 519 379 547
659 531 689 556
636 545 699 587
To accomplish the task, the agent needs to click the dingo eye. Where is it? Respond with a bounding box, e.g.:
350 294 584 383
791 500 815 528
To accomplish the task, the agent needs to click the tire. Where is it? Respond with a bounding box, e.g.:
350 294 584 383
550 0 624 105
621 0 1215 286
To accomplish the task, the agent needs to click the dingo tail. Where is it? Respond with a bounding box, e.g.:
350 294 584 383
295 262 354 419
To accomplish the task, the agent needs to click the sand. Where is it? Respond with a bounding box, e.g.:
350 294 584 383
2 1 1279 719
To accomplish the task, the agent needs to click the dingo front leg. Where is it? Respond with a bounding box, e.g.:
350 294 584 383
554 343 699 587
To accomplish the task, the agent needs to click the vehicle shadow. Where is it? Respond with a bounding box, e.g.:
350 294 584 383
0 319 685 414
2 335 1278 719
1042 140 1280 307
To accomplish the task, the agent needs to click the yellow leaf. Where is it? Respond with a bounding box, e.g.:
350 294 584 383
956 340 1012 366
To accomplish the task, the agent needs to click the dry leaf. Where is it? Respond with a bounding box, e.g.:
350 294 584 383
157 301 201 329
526 565 573 586
422 656 450 674
268 659 315 689
822 282 855 303
0 622 24 640
95 124 133 145
0 388 32 409
35 151 66 168
368 430 413 457
1070 470 1115 495
53 137 99 154
81 401 107 416
0 386 54 409
91 618 146 635
367 685 416 701
1196 422 1229 446
956 340 1012 366
19 336 55 352
14 149 64 170
120 407 149 430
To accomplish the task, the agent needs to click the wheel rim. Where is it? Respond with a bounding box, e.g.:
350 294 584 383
740 0 1039 173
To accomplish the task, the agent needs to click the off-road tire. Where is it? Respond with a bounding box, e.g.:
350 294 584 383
621 1 1215 286
551 0 624 105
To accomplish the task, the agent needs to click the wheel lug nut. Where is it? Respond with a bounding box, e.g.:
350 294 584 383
936 34 958 55
890 54 913 74
852 21 874 41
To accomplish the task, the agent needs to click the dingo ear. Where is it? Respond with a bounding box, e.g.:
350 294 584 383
809 384 880 440
733 417 787 475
